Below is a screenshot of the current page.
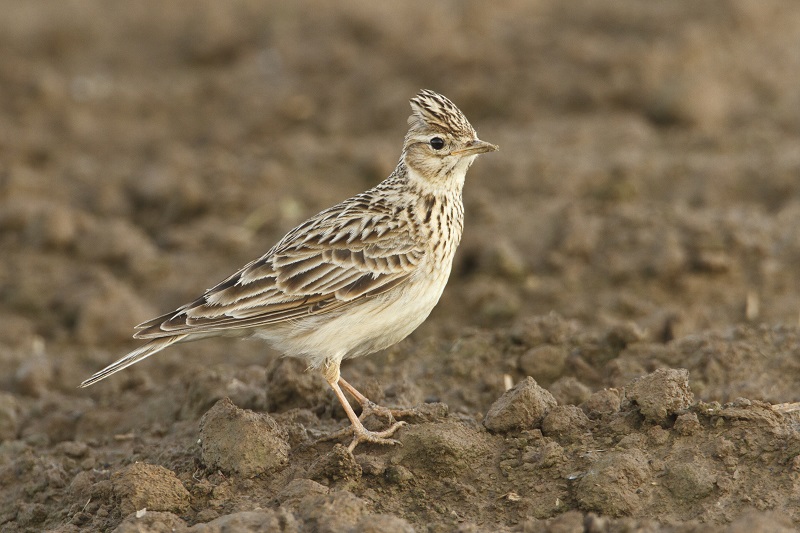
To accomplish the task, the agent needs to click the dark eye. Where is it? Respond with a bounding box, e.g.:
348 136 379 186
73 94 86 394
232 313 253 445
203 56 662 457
429 137 445 150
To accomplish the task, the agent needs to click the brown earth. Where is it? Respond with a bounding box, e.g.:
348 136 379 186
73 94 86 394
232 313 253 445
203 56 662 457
2 1 800 532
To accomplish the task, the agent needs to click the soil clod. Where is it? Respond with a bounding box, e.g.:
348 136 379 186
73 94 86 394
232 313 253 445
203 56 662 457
199 397 290 477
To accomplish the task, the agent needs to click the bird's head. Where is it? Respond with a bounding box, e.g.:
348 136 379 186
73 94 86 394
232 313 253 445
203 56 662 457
402 90 498 186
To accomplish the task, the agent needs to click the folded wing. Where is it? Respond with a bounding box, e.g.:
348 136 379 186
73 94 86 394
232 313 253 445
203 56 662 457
134 196 424 339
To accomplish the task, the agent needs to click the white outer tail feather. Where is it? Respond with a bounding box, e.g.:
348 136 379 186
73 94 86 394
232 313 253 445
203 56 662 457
79 335 188 388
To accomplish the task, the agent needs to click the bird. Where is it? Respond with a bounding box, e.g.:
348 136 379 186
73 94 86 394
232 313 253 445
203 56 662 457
81 90 498 452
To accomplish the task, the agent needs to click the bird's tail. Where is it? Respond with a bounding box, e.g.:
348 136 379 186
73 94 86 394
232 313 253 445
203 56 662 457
79 335 188 388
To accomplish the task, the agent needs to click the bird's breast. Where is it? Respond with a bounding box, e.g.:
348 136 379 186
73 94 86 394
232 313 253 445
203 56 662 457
419 192 464 267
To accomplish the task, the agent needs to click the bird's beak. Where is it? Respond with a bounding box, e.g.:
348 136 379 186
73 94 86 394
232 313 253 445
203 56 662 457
451 139 499 156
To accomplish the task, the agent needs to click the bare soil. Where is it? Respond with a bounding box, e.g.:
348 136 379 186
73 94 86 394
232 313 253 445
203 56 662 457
2 2 800 532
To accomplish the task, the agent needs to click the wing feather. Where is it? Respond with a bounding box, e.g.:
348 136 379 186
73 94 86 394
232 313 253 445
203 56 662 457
133 194 425 340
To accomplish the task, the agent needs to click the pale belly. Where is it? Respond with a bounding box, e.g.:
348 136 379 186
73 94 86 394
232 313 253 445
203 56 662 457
251 263 452 369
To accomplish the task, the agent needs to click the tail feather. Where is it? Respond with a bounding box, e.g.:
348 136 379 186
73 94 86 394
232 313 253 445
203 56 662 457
80 335 188 388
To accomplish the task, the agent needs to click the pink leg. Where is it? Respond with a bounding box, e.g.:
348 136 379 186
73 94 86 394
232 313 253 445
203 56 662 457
323 362 406 452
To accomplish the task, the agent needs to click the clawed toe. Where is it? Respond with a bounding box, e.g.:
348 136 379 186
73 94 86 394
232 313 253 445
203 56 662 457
347 420 407 452
359 400 421 423
359 401 395 423
324 374 413 452
317 420 407 452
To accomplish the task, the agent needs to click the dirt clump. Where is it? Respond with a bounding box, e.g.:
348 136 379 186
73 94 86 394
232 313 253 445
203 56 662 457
625 368 694 425
308 444 362 487
199 397 290 477
574 448 650 517
111 462 191 516
484 377 558 433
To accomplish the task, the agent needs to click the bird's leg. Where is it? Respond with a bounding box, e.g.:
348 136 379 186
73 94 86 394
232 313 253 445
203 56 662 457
338 376 419 422
323 360 406 452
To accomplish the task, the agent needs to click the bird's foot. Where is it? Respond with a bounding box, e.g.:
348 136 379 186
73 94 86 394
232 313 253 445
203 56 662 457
358 400 418 424
319 419 407 452
323 375 411 451
346 419 407 452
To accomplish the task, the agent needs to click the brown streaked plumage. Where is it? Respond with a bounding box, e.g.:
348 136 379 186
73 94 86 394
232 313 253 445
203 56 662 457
81 90 498 451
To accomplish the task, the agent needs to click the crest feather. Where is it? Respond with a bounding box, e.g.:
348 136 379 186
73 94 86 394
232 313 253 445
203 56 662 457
407 90 476 138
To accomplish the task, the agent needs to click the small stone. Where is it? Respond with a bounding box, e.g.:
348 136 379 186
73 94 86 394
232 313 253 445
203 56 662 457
625 369 694 425
730 397 751 408
647 425 670 446
385 464 414 485
582 389 621 418
674 412 702 436
484 377 557 433
199 398 290 477
541 405 590 443
308 444 362 486
111 462 191 516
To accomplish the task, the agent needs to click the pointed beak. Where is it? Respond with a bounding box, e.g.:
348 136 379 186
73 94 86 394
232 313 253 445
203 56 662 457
451 139 499 156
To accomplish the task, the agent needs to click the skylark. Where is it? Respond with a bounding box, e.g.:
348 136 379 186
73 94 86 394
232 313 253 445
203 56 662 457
81 90 498 451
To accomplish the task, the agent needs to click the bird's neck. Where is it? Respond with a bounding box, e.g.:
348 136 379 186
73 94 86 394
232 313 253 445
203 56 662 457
384 160 465 264
396 158 468 199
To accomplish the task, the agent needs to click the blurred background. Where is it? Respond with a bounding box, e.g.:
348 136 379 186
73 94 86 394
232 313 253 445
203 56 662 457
1 0 800 380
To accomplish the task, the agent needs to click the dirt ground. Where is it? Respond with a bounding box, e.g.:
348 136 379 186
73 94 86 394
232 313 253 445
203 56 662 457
3 1 800 531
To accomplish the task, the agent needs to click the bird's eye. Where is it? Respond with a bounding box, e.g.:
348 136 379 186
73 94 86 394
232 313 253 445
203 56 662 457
429 137 445 150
